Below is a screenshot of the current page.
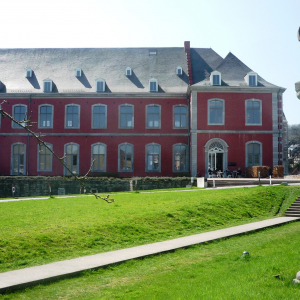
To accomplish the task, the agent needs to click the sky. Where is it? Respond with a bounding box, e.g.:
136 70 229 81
1 0 300 124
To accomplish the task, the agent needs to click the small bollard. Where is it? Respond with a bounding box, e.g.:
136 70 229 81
213 179 215 188
12 186 15 198
269 175 272 186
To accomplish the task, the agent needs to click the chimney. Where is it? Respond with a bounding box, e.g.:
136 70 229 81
184 41 190 52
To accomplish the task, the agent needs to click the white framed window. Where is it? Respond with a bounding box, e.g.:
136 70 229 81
244 71 257 86
149 78 158 92
38 104 53 128
96 78 105 92
245 99 262 125
173 144 188 172
246 141 262 167
11 143 26 175
146 143 161 172
64 143 79 175
146 104 161 129
38 143 53 172
119 143 134 172
92 104 107 129
26 68 32 78
65 104 80 128
125 67 132 76
210 71 221 86
208 99 224 125
43 79 53 92
12 104 27 128
119 104 134 129
75 68 82 77
176 66 182 75
173 105 188 129
91 143 106 172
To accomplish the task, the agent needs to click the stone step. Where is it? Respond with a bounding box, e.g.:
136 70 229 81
285 212 300 217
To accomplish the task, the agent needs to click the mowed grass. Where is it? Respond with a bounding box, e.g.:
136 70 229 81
0 186 299 274
2 220 300 299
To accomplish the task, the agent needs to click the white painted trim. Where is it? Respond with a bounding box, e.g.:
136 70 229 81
210 71 221 86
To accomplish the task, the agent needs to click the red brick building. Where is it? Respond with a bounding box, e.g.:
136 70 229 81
0 42 285 177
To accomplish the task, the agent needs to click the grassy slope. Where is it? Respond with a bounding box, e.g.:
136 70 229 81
2 220 300 299
0 185 299 273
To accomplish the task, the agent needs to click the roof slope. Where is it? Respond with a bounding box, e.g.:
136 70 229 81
0 48 189 94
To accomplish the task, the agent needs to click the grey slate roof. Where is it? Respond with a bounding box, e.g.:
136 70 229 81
0 47 281 94
0 48 189 94
192 52 281 88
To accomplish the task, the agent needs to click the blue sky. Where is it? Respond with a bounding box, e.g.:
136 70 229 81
1 0 300 124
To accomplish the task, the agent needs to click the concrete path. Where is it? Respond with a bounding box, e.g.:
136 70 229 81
0 216 299 293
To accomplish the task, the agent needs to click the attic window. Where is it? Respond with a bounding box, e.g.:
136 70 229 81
75 68 82 77
149 51 157 55
149 78 158 92
26 68 32 78
210 71 221 86
176 66 182 76
245 72 257 86
43 79 53 93
96 79 105 92
126 67 132 76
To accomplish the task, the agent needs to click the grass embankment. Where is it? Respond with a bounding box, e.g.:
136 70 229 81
2 220 300 299
0 186 299 274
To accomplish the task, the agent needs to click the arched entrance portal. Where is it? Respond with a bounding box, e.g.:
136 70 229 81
204 138 228 175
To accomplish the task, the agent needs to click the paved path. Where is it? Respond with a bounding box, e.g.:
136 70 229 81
0 216 299 293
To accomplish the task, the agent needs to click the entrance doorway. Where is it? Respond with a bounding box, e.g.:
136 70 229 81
209 152 223 171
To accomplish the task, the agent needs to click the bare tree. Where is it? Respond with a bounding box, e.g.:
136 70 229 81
0 100 114 203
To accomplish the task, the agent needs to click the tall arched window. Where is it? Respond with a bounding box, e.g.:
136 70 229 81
245 99 262 125
12 104 27 128
146 143 161 172
246 141 262 167
91 143 106 172
11 143 26 175
39 104 53 128
173 144 188 172
92 104 107 129
64 143 79 175
38 143 53 172
208 99 224 125
119 143 133 172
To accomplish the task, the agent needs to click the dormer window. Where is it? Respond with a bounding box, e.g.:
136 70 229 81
176 66 182 76
210 71 221 86
245 71 257 86
43 79 53 93
126 67 132 76
26 68 32 78
149 78 158 92
75 68 82 77
96 79 105 92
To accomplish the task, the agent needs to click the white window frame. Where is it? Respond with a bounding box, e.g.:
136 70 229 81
91 104 107 129
173 143 189 172
173 105 188 129
119 104 134 129
96 78 105 92
91 143 107 172
125 67 132 76
208 99 225 125
149 78 158 92
12 104 27 128
11 142 26 175
246 141 262 167
245 99 262 126
38 104 54 129
146 104 161 129
145 143 161 172
64 143 80 175
26 68 32 78
65 104 80 129
118 143 134 172
37 143 53 172
244 71 258 86
210 71 221 86
176 66 182 76
75 68 82 77
43 79 53 93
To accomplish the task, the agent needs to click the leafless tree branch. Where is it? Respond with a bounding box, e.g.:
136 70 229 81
0 101 114 203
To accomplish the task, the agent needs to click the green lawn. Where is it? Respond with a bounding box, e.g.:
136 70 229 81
0 185 299 274
1 220 300 299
